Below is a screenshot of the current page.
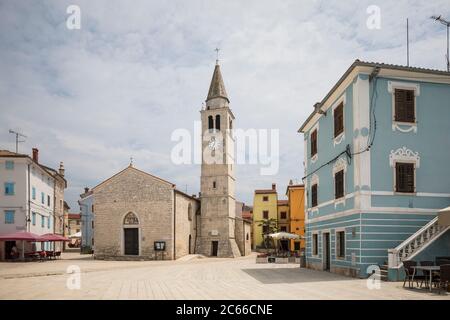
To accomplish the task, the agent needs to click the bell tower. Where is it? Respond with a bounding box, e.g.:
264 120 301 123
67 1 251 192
196 60 241 258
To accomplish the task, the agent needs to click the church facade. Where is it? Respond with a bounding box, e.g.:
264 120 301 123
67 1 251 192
91 62 250 260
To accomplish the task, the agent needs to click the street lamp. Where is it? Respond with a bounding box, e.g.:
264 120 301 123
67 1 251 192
431 15 450 72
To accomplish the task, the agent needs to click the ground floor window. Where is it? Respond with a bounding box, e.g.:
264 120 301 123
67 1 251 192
336 230 345 259
312 233 318 256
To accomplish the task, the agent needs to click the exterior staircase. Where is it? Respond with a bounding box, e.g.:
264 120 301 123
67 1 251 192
388 217 450 269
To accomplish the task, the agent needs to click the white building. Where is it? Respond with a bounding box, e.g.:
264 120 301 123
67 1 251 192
0 149 66 260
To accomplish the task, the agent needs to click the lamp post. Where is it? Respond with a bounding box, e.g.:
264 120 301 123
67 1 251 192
431 15 450 72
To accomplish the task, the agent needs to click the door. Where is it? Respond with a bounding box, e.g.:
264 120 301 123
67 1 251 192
323 233 330 271
124 228 139 255
280 240 289 252
211 241 218 257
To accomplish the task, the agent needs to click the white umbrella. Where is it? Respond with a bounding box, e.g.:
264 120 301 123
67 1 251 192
69 231 82 238
268 232 301 240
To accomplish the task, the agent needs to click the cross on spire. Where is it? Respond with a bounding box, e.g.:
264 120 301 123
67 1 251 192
129 156 134 167
215 48 220 65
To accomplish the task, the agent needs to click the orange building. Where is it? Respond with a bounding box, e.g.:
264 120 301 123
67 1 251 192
286 182 306 252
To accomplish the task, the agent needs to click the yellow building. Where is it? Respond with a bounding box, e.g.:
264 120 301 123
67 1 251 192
286 182 306 252
252 184 278 249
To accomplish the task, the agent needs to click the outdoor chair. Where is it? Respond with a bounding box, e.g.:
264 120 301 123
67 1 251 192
438 264 450 294
403 260 425 288
54 251 61 259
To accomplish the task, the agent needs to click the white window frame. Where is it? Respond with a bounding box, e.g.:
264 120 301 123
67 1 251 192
335 228 346 260
332 95 346 146
387 81 420 133
389 147 419 195
332 157 347 207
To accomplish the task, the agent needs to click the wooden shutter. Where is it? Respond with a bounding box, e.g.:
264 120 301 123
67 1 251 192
335 170 344 199
311 130 317 157
395 89 415 122
396 163 415 193
334 103 344 137
311 184 318 207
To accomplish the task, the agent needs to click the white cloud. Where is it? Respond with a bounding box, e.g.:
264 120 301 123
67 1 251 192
0 0 449 208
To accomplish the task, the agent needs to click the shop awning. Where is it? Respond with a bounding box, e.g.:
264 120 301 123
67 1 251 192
0 231 44 242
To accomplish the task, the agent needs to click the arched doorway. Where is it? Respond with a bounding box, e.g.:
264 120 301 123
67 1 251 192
123 212 139 256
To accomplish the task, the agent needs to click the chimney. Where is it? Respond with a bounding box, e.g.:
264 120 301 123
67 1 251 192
32 148 39 163
272 183 276 191
289 179 293 186
84 187 89 194
59 162 65 177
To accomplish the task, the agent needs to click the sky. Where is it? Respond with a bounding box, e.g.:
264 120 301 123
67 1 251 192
1 0 449 211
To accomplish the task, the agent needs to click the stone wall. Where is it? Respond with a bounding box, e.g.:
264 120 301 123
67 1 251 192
174 192 199 259
93 167 175 260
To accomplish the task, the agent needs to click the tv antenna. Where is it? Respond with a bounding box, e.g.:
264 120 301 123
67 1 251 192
8 129 27 153
431 15 450 71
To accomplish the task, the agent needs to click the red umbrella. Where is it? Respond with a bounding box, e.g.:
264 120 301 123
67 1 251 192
0 231 44 242
40 233 70 242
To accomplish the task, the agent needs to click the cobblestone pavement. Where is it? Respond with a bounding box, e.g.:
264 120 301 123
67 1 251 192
0 253 448 300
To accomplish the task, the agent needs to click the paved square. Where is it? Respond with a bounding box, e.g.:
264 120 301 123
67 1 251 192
0 253 448 300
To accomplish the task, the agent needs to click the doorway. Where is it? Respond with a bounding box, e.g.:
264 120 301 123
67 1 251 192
211 241 218 257
323 232 330 271
124 228 139 255
189 235 192 254
5 241 16 260
280 240 289 252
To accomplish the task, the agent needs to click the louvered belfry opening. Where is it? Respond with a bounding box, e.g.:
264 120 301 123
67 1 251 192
394 89 415 122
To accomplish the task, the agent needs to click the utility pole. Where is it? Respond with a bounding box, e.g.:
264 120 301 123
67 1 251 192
431 15 450 72
8 129 27 153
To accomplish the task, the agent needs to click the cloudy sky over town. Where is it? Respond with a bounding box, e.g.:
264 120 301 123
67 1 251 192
1 0 449 209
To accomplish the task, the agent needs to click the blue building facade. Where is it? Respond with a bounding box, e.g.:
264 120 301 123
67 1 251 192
299 60 450 278
78 188 94 253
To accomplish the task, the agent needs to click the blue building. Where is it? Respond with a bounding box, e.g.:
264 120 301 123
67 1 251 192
78 187 94 253
299 60 450 279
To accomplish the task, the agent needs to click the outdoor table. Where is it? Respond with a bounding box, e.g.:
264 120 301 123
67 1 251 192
411 266 440 292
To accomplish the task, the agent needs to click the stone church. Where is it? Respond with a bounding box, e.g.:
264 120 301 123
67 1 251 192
92 62 251 260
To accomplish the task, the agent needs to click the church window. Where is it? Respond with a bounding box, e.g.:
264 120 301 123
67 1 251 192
188 204 193 221
123 212 139 225
208 116 214 130
229 119 233 130
213 181 217 189
215 115 221 131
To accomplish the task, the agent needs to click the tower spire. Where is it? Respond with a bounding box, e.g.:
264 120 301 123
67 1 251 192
206 59 229 103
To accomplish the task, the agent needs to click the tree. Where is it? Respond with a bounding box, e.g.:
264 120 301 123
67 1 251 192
257 218 278 249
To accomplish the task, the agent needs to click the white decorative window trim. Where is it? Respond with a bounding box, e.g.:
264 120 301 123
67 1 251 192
388 81 420 134
332 157 348 174
389 147 419 194
311 174 319 187
332 95 346 147
333 133 345 146
392 123 417 133
389 147 420 168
